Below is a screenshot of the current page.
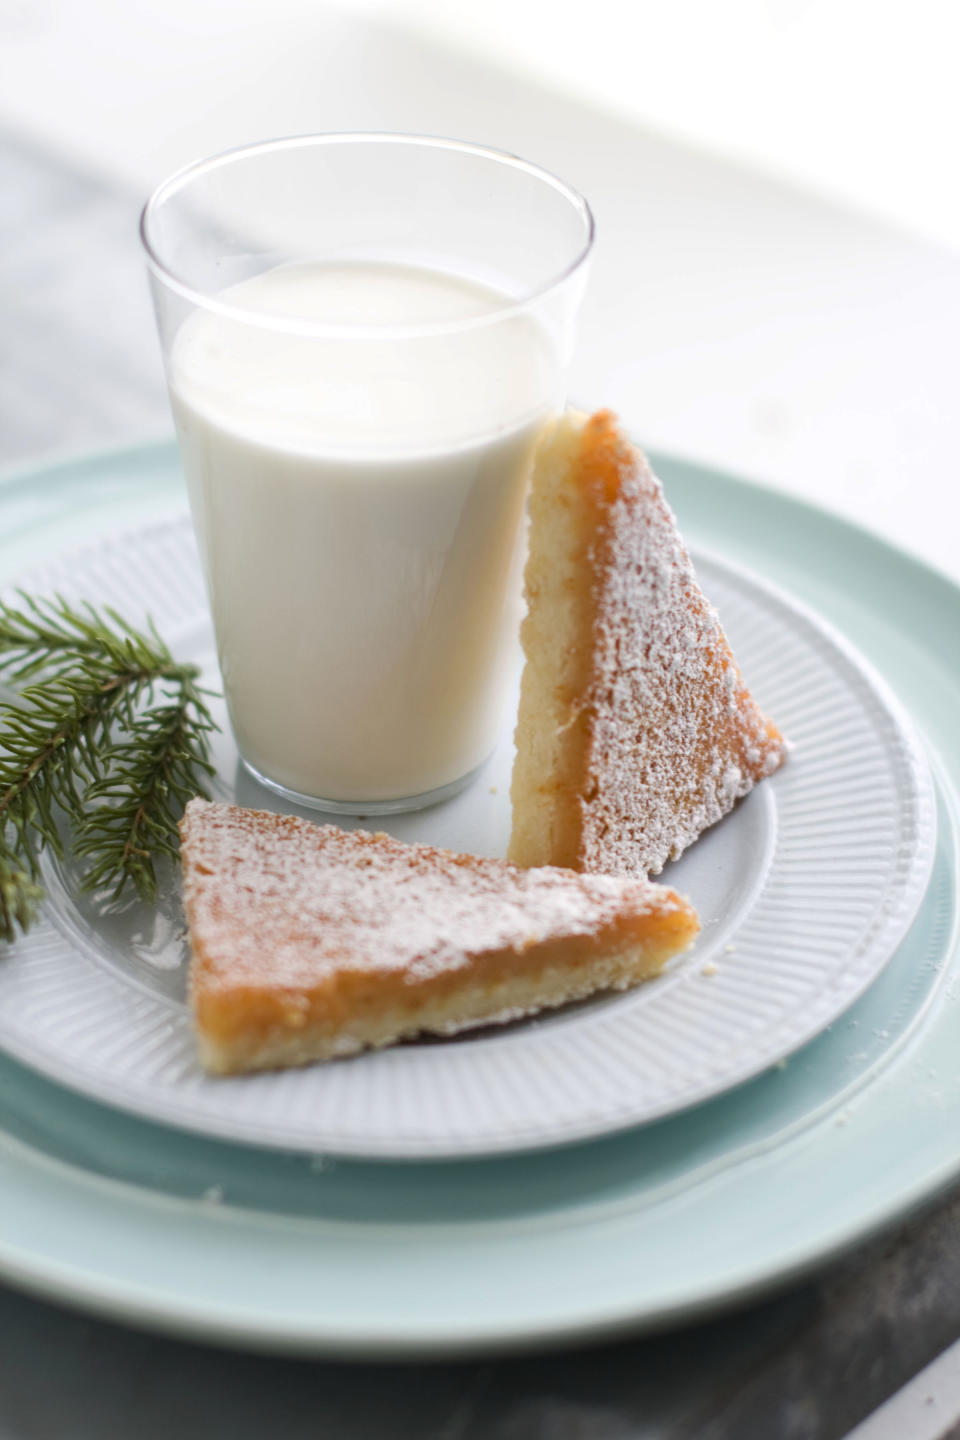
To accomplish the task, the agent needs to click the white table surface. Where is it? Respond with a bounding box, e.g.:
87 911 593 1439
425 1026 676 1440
3 2 958 584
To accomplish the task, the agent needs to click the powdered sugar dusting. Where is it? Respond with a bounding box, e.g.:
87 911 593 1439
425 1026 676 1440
578 413 785 876
180 799 688 991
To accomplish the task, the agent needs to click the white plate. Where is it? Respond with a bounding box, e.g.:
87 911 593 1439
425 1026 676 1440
0 517 935 1158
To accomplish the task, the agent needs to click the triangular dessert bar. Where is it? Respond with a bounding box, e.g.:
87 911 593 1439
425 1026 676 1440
180 798 699 1073
510 410 785 877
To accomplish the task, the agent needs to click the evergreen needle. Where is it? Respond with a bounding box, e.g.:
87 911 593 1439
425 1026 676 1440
0 594 217 941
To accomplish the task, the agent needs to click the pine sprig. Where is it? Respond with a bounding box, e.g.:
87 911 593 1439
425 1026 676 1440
0 594 217 941
75 679 216 904
0 590 183 682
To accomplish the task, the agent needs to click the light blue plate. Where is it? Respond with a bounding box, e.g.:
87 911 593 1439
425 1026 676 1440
0 442 957 1357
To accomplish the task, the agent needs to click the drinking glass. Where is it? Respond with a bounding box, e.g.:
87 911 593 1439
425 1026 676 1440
141 133 593 812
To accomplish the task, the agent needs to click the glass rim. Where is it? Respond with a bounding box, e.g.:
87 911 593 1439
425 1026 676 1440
139 131 595 340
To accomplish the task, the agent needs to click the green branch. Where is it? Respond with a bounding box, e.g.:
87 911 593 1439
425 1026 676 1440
0 594 217 941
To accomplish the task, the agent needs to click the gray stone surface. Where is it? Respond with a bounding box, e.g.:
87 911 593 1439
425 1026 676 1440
3 129 960 1440
0 132 169 465
2 1196 960 1439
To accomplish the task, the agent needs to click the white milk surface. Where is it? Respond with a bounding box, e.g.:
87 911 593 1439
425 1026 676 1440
170 262 554 802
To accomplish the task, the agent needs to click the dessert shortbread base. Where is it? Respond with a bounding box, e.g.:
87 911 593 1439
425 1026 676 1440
510 412 595 872
197 933 687 1075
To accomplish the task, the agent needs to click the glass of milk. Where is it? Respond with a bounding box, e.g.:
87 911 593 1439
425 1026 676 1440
141 134 593 812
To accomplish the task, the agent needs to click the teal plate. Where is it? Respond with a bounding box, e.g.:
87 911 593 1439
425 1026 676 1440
0 442 957 1357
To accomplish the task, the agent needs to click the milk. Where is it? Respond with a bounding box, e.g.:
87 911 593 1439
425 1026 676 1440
169 261 554 804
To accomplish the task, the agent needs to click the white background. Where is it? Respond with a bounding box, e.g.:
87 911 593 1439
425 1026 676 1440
3 0 959 577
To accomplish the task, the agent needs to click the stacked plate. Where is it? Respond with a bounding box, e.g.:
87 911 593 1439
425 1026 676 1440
0 441 955 1356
